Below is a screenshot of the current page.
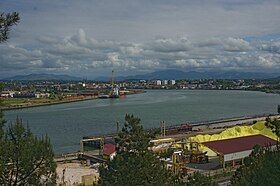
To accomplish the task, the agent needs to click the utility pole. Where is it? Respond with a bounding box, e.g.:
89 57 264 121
163 120 166 136
111 68 114 88
160 121 163 136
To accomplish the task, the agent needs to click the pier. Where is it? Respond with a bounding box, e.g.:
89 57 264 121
55 151 106 163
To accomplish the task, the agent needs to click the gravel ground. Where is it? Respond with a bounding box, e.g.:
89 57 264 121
56 162 99 185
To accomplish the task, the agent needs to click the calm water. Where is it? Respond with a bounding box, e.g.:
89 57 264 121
4 90 280 154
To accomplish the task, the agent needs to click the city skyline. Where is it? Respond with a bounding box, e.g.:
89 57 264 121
1 0 280 79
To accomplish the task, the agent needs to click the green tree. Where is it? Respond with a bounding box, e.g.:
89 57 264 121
265 117 280 141
0 117 56 185
0 82 4 92
0 10 18 137
0 12 20 42
0 99 6 138
187 172 216 186
99 114 182 186
232 145 280 186
115 114 150 152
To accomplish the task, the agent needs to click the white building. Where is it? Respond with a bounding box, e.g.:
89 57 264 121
162 80 168 85
156 80 162 86
0 91 15 98
170 80 176 85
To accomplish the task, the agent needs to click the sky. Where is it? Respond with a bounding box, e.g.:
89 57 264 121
1 0 280 79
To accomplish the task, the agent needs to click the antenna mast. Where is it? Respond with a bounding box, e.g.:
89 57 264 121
111 69 114 87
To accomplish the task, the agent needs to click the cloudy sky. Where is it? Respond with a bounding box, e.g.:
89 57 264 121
1 0 280 79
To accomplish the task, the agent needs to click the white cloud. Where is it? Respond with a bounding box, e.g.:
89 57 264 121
146 37 192 52
223 38 251 52
1 28 280 78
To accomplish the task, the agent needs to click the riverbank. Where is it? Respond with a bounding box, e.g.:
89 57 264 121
1 90 146 111
1 96 98 111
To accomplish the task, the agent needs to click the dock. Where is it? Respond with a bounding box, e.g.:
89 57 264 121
55 150 106 163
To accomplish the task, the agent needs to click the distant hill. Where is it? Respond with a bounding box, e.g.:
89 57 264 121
96 70 280 81
270 76 280 80
3 74 81 81
4 71 279 81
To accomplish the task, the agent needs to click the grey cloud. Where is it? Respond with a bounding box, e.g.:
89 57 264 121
145 37 192 53
1 27 280 78
259 41 280 54
223 38 251 52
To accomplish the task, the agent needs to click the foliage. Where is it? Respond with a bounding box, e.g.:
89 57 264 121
0 82 4 92
99 114 183 186
159 148 175 159
0 117 56 185
187 171 216 186
0 12 20 42
265 117 280 140
232 145 280 186
115 114 151 153
0 99 6 138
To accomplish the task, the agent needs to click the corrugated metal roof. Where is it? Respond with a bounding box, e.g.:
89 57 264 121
202 135 277 155
102 144 116 155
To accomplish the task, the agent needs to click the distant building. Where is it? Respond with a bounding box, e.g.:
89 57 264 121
170 80 176 85
35 93 50 98
0 91 15 98
13 93 36 98
162 80 168 85
255 84 265 88
187 84 197 89
156 80 162 86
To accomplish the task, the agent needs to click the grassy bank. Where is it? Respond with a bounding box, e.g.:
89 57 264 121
0 90 146 111
0 97 98 111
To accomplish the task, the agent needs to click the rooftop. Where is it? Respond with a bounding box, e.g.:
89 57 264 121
202 135 278 155
102 144 116 155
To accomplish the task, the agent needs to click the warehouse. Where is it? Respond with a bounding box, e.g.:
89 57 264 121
202 135 278 169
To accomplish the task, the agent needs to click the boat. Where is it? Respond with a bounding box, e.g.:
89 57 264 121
98 94 110 99
109 87 120 98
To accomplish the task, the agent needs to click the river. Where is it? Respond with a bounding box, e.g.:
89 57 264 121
4 90 280 154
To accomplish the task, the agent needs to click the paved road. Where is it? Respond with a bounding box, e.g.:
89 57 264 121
192 115 280 131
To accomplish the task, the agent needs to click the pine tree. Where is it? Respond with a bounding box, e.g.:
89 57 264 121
265 117 280 142
0 12 20 42
99 114 183 186
232 145 280 186
0 99 6 138
0 117 56 185
187 172 216 186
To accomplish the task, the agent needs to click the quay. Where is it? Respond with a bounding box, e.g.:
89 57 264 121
185 113 280 130
56 113 280 161
55 150 106 163
94 113 280 138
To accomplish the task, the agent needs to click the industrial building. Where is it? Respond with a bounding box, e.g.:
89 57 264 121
202 135 278 169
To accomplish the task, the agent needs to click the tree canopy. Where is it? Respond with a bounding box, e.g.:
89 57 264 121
265 117 280 141
0 12 20 43
232 145 280 186
0 117 56 185
0 10 57 185
187 171 216 186
99 114 182 186
0 99 6 138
